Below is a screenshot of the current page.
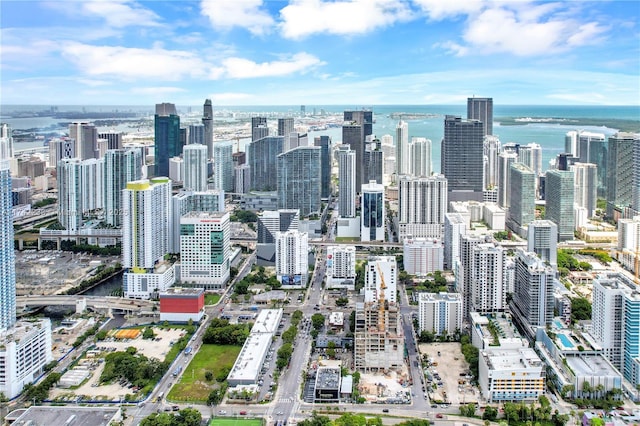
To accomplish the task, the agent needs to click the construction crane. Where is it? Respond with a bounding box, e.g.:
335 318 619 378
376 263 387 333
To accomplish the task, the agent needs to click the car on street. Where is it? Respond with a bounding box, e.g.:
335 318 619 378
239 411 248 415
219 410 227 415
436 414 443 419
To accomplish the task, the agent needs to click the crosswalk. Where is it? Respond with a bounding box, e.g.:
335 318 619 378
278 397 294 403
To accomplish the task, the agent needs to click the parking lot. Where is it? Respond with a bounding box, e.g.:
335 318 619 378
418 342 477 406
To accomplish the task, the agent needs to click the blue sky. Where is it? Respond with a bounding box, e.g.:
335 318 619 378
1 0 639 106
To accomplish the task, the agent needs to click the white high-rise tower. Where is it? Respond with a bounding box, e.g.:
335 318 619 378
183 144 208 192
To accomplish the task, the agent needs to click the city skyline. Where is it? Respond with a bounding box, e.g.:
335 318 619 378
1 1 639 106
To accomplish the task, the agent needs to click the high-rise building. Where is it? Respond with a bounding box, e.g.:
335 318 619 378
183 144 208 192
458 234 484 318
0 123 12 159
441 115 484 202
483 135 501 190
234 164 251 194
180 211 230 290
48 137 75 169
57 158 83 231
251 116 269 142
418 292 462 336
326 246 356 290
565 131 578 157
403 238 444 276
364 256 397 303
154 103 181 178
213 141 234 192
545 169 575 241
511 250 555 328
527 220 558 268
573 131 608 198
508 163 536 232
122 178 171 271
202 99 214 159
278 118 294 138
607 132 638 217
467 97 493 136
570 162 598 217
396 120 409 175
80 158 105 213
314 135 332 199
363 135 383 185
0 137 15 330
577 131 605 163
343 110 373 191
275 230 308 288
410 137 432 177
398 174 447 240
361 180 385 241
69 122 98 160
518 143 542 177
497 151 518 209
337 146 356 218
444 212 467 270
98 131 123 151
256 209 300 264
104 149 143 227
277 146 321 217
188 123 205 145
471 243 506 314
634 138 640 213
171 189 225 253
247 136 284 191
591 274 627 371
380 134 396 186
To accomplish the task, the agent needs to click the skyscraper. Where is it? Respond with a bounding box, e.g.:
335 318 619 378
57 158 83 231
188 123 205 145
527 220 558 268
634 138 640 213
467 97 493 136
508 163 536 232
251 116 268 142
276 146 321 217
104 148 143 227
275 230 309 287
571 162 598 217
122 177 171 271
278 117 294 138
247 136 284 191
0 135 15 330
180 211 231 290
154 103 181 178
497 151 519 208
98 131 123 151
576 131 608 198
607 132 638 217
361 180 385 242
171 189 225 253
441 115 484 202
48 137 75 169
471 243 506 314
458 234 484 318
202 99 214 159
0 123 12 159
363 135 383 185
444 212 467 270
337 146 356 218
396 120 409 175
343 110 373 191
213 141 234 192
398 174 448 240
410 137 432 177
314 135 332 199
545 169 575 241
183 144 208 192
483 135 501 190
69 122 98 160
511 250 555 328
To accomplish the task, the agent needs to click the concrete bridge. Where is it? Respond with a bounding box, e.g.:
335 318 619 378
16 295 157 315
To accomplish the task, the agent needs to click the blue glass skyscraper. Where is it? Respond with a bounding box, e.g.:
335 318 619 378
154 103 181 178
0 137 16 331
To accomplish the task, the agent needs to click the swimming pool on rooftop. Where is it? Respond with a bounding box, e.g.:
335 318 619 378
557 333 575 349
553 319 564 329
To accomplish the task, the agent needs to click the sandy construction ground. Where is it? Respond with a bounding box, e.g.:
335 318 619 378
418 342 477 405
51 327 186 400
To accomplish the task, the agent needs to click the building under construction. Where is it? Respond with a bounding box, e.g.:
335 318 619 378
354 256 404 372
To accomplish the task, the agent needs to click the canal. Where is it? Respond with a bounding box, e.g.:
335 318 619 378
81 271 123 296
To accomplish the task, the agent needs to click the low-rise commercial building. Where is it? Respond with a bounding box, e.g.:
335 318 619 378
479 347 545 402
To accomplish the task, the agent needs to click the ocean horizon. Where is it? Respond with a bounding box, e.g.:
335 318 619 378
3 104 638 174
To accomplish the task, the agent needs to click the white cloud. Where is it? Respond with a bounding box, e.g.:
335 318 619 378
60 43 208 80
279 0 413 39
45 0 161 28
411 0 484 20
221 53 325 79
201 0 274 35
436 2 609 56
209 92 253 103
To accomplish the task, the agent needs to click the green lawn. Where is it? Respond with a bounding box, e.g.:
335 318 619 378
209 419 263 426
168 344 241 403
205 293 222 305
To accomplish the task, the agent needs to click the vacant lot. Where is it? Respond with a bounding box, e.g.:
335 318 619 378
209 419 263 426
418 342 477 405
168 344 241 403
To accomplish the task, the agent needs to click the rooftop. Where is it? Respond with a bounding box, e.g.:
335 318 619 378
316 367 341 390
11 406 119 426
